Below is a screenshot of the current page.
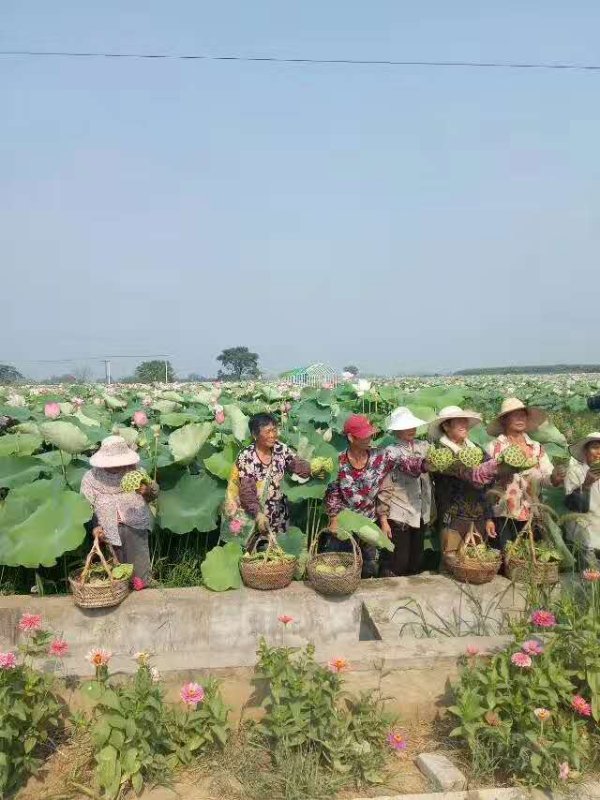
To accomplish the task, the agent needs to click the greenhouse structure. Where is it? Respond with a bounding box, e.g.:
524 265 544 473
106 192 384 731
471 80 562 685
280 363 339 388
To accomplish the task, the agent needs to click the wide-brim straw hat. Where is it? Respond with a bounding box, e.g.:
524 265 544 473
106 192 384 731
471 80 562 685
428 405 482 440
387 406 427 432
487 397 547 437
90 435 140 468
570 432 600 464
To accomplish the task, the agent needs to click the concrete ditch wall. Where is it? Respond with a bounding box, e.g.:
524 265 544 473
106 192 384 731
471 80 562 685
0 574 516 720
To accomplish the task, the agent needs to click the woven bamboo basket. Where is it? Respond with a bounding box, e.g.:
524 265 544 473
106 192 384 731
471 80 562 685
69 537 130 609
307 530 362 597
447 525 501 585
240 532 297 591
504 523 560 586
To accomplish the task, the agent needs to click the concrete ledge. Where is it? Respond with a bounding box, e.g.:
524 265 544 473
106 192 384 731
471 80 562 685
351 786 600 800
415 752 467 791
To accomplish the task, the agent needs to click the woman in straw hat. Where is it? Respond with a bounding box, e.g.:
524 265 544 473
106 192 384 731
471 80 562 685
428 406 499 567
80 435 158 587
564 432 600 567
486 398 564 552
376 407 432 576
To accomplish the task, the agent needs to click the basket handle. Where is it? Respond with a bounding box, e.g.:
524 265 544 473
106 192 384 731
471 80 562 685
458 522 483 555
309 527 361 568
80 535 119 584
247 526 279 557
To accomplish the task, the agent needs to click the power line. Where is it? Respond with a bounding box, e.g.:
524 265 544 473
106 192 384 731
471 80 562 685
1 49 600 72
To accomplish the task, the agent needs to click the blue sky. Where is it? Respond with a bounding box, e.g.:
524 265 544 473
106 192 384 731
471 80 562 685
2 2 599 379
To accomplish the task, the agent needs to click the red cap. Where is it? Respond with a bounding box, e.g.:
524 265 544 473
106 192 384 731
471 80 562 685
343 414 377 439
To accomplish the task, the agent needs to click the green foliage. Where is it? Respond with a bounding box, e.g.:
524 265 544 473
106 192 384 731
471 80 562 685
134 360 176 383
254 639 393 786
200 541 243 591
0 628 63 796
450 580 600 788
336 509 394 552
217 346 260 381
85 661 229 798
158 472 224 534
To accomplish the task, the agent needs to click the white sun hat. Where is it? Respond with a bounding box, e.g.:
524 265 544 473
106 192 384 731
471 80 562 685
570 432 600 464
387 406 427 432
487 397 547 437
428 405 482 440
89 435 140 468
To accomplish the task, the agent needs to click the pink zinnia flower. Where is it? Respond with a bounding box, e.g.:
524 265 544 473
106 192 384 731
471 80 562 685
511 652 532 669
387 731 408 751
18 613 42 633
466 644 479 656
530 610 556 628
49 639 69 658
328 658 348 673
85 648 112 668
278 615 294 625
559 762 570 781
571 695 592 717
229 518 243 535
0 652 17 670
534 708 551 722
583 569 600 582
132 410 148 427
132 577 146 591
44 402 61 419
180 682 205 708
522 640 544 656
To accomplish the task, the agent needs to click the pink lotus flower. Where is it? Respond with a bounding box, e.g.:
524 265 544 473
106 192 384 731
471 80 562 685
215 410 226 425
18 613 42 633
49 639 69 658
559 762 570 781
180 682 205 708
466 644 479 656
530 610 556 628
85 648 112 668
72 397 85 409
132 577 146 591
387 731 408 751
328 658 349 673
522 640 544 656
571 695 592 717
229 518 243 535
132 410 148 427
278 615 294 625
44 402 61 419
142 396 153 407
583 569 600 582
0 652 17 670
511 652 532 669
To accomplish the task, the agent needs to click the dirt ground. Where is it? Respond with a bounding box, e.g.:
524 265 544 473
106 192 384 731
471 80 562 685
16 717 440 800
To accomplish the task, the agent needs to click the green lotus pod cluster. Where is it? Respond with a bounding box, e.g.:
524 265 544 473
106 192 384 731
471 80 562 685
500 445 537 471
120 469 151 493
315 563 348 575
427 446 456 473
311 456 334 477
458 446 484 468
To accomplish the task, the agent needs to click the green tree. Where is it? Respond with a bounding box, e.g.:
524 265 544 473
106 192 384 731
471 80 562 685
134 360 176 383
343 365 359 376
217 347 260 381
0 364 24 384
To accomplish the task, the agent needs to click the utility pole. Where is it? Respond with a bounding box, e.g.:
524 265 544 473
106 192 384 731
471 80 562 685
104 360 112 385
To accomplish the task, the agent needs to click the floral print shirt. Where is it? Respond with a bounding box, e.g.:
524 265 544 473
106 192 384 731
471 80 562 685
486 434 553 521
324 447 424 521
236 442 310 534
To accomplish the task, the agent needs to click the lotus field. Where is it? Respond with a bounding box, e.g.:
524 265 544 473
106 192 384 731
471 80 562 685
0 373 599 594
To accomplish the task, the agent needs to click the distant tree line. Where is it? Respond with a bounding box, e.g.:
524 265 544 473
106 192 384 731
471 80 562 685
455 364 600 375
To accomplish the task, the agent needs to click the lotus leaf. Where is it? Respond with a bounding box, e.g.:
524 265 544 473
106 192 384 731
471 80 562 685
0 456 46 488
200 542 243 591
0 479 92 567
40 421 91 454
158 472 225 533
168 422 213 464
0 433 43 457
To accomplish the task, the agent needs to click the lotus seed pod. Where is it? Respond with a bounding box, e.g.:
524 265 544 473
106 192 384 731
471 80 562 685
458 447 484 468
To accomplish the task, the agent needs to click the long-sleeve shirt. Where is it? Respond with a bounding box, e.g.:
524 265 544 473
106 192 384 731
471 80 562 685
376 440 432 527
486 434 554 521
324 446 425 521
236 442 310 533
432 436 497 527
564 458 600 550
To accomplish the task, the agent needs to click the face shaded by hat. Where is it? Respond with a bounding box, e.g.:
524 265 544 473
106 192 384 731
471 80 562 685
428 406 482 441
487 398 547 437
570 432 600 465
89 435 140 469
